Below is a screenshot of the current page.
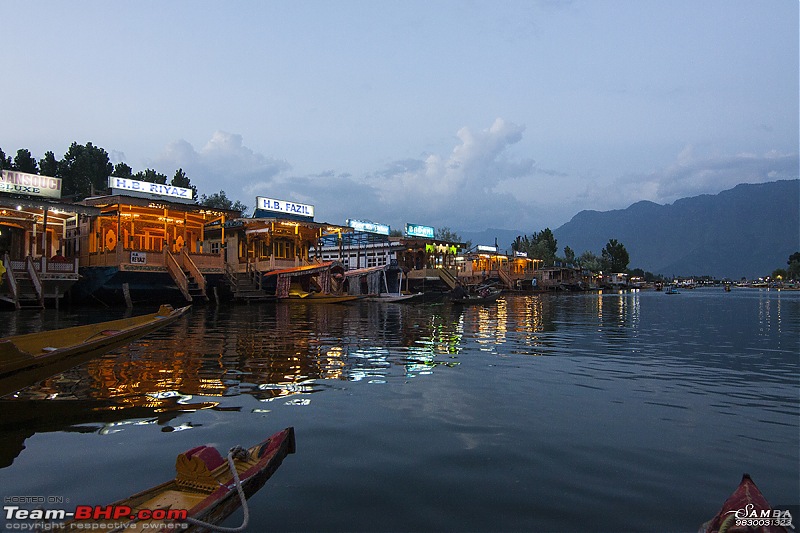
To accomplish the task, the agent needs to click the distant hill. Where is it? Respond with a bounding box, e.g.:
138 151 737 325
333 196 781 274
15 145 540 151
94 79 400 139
551 180 800 279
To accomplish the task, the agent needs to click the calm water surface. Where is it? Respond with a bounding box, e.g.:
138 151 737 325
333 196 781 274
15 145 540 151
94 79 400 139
0 289 798 532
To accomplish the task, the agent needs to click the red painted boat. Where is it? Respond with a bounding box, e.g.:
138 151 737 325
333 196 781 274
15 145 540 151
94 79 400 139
62 427 295 532
701 474 790 533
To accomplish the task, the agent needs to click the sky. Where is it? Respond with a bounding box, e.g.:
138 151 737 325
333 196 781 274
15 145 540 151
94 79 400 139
1 0 797 234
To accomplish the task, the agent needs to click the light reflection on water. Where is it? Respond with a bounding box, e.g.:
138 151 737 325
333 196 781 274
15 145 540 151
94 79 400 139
0 289 798 532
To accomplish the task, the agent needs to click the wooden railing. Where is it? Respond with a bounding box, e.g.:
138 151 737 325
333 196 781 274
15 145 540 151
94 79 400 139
25 256 45 307
164 249 191 301
246 259 262 290
180 248 206 295
3 253 18 307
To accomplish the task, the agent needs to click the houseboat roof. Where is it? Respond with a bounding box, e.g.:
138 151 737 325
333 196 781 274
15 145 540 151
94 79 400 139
262 261 345 278
0 196 100 216
80 195 240 217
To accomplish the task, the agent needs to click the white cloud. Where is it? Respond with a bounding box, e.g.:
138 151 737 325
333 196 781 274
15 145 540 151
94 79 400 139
615 146 799 207
150 131 290 207
147 126 799 236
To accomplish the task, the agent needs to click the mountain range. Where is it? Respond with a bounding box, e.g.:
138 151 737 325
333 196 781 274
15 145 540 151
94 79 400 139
458 180 799 280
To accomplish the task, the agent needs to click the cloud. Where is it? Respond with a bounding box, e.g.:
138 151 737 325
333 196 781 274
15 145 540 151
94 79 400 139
148 125 797 236
165 120 550 231
150 131 290 205
616 146 799 206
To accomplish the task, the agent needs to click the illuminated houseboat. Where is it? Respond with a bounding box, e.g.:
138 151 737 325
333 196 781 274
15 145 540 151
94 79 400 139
0 170 100 309
394 223 463 293
206 196 353 300
71 177 239 305
455 246 541 290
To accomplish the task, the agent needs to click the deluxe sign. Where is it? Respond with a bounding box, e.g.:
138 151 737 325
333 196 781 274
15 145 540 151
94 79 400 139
256 196 314 218
346 219 390 235
0 170 62 199
405 223 434 239
108 177 193 200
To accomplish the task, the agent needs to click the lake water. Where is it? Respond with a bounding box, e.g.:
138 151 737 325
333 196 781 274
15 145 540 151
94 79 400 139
1 289 798 532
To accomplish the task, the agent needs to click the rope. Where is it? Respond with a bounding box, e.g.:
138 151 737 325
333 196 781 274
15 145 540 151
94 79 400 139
182 446 251 532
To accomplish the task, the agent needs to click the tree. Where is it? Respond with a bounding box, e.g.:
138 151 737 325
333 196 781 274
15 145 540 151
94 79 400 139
59 142 113 198
602 239 630 272
199 190 248 215
13 149 38 174
563 246 575 265
512 229 558 266
577 251 604 272
435 226 461 243
171 168 197 201
787 252 800 280
133 168 167 184
39 151 58 177
0 148 11 170
111 162 133 179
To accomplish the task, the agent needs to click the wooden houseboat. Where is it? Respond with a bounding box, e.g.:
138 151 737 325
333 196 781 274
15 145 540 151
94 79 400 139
455 246 541 290
70 177 240 305
394 224 463 293
534 265 595 291
204 196 353 301
0 170 101 309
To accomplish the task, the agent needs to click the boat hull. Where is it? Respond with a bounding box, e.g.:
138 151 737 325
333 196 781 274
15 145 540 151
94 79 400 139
0 305 190 397
62 427 295 532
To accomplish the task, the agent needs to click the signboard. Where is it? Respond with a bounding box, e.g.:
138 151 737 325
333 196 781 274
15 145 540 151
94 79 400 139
256 196 314 218
130 251 147 264
477 245 497 253
514 251 528 257
405 223 434 239
346 219 390 235
0 170 62 199
108 177 194 200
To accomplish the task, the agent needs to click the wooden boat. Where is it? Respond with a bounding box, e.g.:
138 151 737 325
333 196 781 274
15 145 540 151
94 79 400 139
450 288 503 305
0 304 190 397
363 293 425 303
665 286 680 294
62 427 295 532
263 261 359 303
700 474 790 533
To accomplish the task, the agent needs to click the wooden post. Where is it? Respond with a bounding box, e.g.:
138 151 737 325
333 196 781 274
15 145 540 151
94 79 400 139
122 282 133 308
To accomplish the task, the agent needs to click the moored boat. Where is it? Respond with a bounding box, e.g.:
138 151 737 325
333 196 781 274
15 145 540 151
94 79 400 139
263 261 361 303
700 474 791 533
60 427 295 532
0 304 190 397
450 287 503 305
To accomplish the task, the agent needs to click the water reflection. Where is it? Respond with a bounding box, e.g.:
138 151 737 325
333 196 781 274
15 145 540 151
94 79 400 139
5 302 474 407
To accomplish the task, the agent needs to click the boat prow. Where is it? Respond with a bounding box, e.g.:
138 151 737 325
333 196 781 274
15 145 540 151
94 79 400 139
701 474 790 533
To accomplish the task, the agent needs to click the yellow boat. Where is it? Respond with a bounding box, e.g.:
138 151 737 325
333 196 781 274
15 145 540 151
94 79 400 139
0 304 190 397
61 427 295 532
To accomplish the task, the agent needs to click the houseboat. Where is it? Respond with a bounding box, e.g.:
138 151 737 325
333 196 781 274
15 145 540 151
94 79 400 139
455 246 541 290
0 170 100 309
395 223 463 293
70 177 240 305
205 196 354 301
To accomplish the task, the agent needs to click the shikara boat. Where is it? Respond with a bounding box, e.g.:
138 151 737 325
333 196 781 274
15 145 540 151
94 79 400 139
62 427 295 532
263 261 361 303
450 288 503 305
700 474 790 533
0 304 190 397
